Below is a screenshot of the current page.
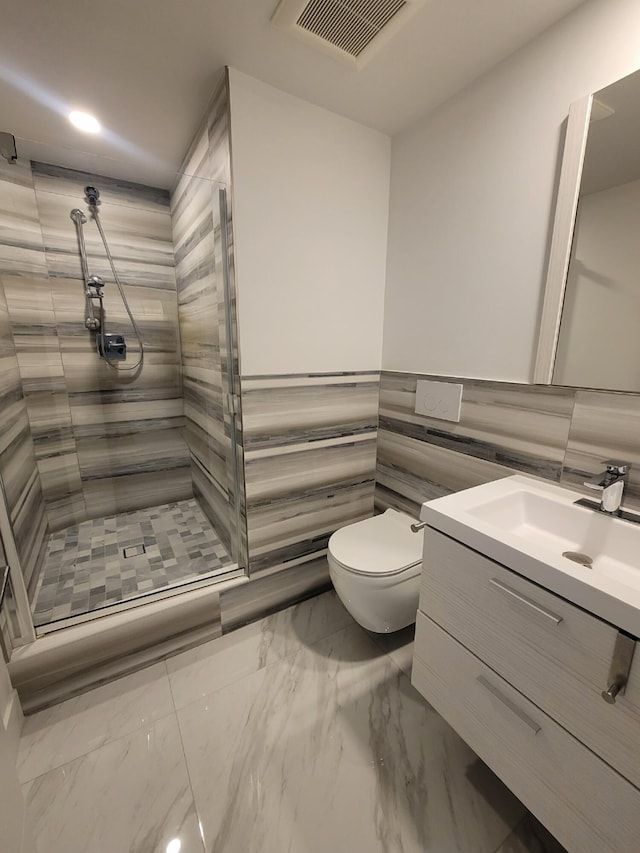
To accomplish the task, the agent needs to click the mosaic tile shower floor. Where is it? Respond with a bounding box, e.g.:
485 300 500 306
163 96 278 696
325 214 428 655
32 499 235 626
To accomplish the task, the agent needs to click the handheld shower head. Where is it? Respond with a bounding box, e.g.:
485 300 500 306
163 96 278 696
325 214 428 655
70 208 87 225
85 186 100 206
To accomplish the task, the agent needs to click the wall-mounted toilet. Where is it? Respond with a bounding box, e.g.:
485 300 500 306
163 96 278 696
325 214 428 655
328 508 423 633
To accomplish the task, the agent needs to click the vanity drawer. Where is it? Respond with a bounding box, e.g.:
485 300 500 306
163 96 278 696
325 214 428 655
419 529 640 788
412 612 640 852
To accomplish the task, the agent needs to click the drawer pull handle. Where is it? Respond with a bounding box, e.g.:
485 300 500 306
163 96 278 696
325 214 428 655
602 631 635 705
489 578 563 625
602 680 624 705
476 675 541 736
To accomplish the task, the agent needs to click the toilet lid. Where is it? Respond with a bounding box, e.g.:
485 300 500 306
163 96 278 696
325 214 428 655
329 509 423 576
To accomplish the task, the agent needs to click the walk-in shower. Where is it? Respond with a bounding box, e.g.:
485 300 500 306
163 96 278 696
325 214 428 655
70 185 144 368
0 146 245 651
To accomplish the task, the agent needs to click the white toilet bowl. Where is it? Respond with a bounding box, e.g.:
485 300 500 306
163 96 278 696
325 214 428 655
328 508 423 633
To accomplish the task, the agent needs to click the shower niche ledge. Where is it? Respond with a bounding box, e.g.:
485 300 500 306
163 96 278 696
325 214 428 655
412 476 640 852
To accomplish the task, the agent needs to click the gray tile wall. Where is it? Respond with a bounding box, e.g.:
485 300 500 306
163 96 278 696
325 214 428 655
170 72 241 561
0 158 191 534
242 372 380 575
375 370 640 515
0 159 49 594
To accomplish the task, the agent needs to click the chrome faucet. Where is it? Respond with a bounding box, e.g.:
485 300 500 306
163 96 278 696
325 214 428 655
583 461 630 515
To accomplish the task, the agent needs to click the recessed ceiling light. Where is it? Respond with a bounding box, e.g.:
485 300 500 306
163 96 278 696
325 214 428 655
69 111 101 134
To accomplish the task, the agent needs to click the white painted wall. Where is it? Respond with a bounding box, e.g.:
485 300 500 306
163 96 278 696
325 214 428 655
228 69 391 375
554 178 640 391
382 0 640 381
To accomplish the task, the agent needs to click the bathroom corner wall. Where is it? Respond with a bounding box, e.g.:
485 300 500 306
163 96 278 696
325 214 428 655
375 371 640 518
0 159 49 595
227 69 390 585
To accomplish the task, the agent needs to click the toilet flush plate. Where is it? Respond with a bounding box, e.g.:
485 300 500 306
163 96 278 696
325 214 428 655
415 379 463 422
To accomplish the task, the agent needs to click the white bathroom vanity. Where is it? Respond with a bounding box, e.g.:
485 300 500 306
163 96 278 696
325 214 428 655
412 475 640 852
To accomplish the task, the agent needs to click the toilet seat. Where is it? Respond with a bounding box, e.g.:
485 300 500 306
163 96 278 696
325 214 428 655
329 509 422 577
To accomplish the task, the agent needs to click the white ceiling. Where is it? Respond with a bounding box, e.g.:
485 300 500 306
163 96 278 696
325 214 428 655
0 0 587 181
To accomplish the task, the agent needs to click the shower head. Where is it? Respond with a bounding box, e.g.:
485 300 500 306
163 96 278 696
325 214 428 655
85 185 100 206
70 208 87 225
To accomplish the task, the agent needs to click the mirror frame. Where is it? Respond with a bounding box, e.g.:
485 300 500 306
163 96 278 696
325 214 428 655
534 93 593 384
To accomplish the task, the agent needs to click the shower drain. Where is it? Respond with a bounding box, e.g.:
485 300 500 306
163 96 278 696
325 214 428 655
123 543 146 559
562 550 593 568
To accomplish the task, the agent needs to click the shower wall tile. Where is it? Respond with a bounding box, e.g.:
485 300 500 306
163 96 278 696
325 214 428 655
562 390 640 511
76 429 190 481
242 372 379 575
82 468 193 520
171 71 242 564
23 162 191 526
0 277 47 594
206 71 233 187
375 371 576 516
0 161 49 595
0 159 49 277
1 273 86 529
32 186 177 290
30 161 172 213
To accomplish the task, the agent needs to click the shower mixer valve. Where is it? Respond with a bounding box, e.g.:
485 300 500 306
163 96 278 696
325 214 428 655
97 333 127 361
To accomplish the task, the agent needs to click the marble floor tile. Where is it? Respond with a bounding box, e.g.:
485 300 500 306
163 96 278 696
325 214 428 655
177 623 525 853
167 589 355 709
372 623 415 678
17 662 174 783
20 591 563 852
23 714 205 853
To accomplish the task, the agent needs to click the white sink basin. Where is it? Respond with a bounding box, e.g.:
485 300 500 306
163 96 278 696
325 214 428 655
421 475 640 636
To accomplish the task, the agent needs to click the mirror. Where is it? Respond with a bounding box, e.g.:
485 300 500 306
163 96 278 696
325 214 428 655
534 67 640 392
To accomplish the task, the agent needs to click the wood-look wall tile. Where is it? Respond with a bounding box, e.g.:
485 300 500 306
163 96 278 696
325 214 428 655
192 458 233 555
83 468 193 520
2 273 86 526
220 557 331 632
241 373 379 575
31 164 189 523
76 428 190 483
375 428 517 517
0 270 48 590
247 482 375 576
245 436 377 503
31 162 171 213
562 390 640 510
242 373 380 449
379 371 574 482
0 159 49 277
171 114 234 558
35 188 177 289
206 73 232 186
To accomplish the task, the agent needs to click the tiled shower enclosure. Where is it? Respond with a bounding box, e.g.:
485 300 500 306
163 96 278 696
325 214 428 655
0 78 244 632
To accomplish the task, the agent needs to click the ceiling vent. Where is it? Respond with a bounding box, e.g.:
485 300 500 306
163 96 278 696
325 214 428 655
272 0 425 70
